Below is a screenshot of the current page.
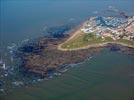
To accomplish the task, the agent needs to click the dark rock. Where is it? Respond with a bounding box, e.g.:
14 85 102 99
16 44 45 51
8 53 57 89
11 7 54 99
16 23 134 77
110 45 120 51
0 80 3 87
43 23 75 38
17 36 102 77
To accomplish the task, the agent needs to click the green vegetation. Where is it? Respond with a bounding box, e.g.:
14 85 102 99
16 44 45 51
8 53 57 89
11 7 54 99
61 32 134 49
61 32 104 49
117 39 134 46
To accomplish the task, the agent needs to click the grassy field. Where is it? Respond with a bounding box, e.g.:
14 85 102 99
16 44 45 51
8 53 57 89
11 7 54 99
61 32 134 49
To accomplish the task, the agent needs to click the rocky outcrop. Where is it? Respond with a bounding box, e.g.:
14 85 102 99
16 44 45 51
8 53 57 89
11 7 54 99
17 36 102 76
16 24 134 77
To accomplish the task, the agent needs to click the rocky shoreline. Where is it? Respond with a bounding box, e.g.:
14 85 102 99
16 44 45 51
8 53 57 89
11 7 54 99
17 33 134 77
14 19 134 78
17 36 102 77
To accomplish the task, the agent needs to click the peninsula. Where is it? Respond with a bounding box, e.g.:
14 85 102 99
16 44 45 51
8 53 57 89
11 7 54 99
17 15 134 77
58 16 134 51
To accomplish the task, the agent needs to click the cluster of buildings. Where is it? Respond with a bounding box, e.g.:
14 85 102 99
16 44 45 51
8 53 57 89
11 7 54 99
81 16 134 41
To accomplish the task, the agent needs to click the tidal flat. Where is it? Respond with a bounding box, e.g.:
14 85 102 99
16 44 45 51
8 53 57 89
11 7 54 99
1 49 134 100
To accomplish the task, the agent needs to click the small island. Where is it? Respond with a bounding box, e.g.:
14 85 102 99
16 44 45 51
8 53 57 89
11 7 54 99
58 16 134 51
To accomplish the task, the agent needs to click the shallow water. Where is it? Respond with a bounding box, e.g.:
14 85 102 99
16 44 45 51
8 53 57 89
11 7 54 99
1 49 134 100
0 0 134 75
1 0 134 47
1 0 134 65
0 0 134 100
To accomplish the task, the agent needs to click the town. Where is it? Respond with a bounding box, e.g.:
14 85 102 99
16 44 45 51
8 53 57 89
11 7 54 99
81 16 134 41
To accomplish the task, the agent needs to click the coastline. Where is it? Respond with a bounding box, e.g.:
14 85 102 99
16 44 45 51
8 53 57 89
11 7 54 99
17 20 134 77
57 20 134 51
58 41 134 51
17 37 103 77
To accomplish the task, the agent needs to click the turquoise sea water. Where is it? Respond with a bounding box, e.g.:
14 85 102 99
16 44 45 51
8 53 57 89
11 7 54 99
0 0 134 100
